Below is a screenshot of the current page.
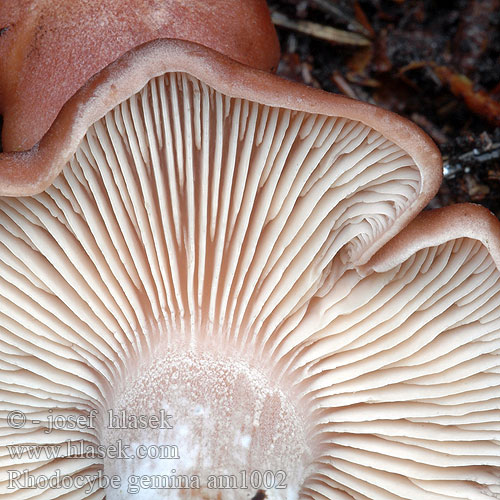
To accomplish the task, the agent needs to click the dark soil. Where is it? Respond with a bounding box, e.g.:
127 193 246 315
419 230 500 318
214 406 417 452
269 0 500 216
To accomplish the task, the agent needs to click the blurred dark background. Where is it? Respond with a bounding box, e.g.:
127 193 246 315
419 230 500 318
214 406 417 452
269 0 500 216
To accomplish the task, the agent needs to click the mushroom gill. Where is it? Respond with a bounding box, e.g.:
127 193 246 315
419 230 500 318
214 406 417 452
0 43 499 499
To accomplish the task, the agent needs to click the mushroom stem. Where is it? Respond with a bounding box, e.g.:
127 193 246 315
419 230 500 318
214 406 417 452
102 349 311 499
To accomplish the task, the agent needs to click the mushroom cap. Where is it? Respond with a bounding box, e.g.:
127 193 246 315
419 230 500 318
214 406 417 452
0 39 442 266
0 38 499 499
0 0 279 152
362 203 500 274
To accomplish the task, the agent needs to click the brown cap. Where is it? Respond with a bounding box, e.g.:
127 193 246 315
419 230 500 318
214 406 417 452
0 0 279 151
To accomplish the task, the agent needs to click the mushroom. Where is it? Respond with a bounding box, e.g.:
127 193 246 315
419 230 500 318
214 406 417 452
0 4 499 500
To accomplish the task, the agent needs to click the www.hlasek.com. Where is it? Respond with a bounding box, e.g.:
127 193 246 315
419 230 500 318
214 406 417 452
8 469 288 494
7 409 181 464
8 439 181 460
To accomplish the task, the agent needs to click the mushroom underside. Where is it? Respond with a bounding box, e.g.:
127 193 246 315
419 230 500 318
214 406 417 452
0 71 499 499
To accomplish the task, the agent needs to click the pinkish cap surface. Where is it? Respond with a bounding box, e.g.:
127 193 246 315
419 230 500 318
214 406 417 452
0 0 279 151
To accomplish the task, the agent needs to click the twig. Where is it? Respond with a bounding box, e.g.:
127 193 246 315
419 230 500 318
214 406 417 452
456 143 500 163
311 0 371 36
272 12 371 47
332 71 359 99
434 66 500 128
443 143 500 178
